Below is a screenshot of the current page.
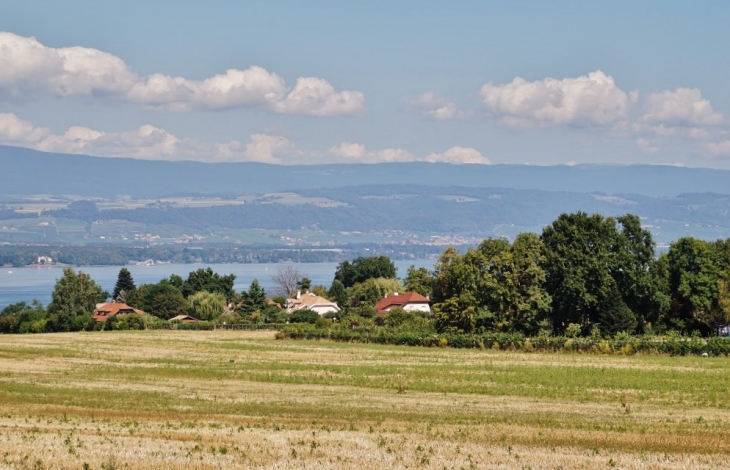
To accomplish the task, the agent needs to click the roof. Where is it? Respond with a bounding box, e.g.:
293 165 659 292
169 315 199 323
375 292 430 314
286 292 340 313
92 302 144 322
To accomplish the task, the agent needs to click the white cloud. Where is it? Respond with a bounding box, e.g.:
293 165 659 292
408 92 471 120
636 138 660 154
329 142 366 159
706 140 730 157
425 146 490 164
0 113 51 143
328 142 415 163
479 70 630 127
329 142 488 164
0 32 137 98
0 32 363 116
641 88 723 127
243 134 298 163
272 77 365 116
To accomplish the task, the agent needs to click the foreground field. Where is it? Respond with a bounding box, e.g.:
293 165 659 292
0 332 729 469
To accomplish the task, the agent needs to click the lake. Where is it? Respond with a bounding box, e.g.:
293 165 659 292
0 260 435 309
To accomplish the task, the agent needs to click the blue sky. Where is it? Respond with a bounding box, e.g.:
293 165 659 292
1 1 729 167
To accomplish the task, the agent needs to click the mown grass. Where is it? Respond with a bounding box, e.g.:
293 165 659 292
0 330 728 469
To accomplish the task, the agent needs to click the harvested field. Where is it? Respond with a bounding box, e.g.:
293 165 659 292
0 331 728 469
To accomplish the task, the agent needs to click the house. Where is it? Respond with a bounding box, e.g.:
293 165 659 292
285 291 340 316
92 302 144 322
169 315 199 323
375 292 432 315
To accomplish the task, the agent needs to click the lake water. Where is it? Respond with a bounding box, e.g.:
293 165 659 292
0 260 435 309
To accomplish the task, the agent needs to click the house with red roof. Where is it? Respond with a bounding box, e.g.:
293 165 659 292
92 302 144 322
375 292 432 315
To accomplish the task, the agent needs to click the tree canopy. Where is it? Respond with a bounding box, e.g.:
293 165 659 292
334 256 397 288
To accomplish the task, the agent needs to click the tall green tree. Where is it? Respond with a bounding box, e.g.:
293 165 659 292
328 279 349 311
181 267 236 301
539 212 662 334
334 256 397 288
112 268 136 302
237 279 267 315
403 265 433 297
141 280 188 320
431 235 550 334
47 268 107 332
666 237 723 332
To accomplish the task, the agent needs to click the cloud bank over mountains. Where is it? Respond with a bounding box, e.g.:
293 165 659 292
0 112 488 165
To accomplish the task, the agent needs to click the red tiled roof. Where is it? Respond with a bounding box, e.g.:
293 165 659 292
92 302 144 322
375 292 430 314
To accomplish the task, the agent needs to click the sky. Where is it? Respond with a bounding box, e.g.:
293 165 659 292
1 1 729 167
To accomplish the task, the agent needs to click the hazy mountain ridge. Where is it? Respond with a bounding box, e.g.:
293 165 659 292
2 145 729 198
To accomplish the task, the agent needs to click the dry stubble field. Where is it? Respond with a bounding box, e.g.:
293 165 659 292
0 330 729 469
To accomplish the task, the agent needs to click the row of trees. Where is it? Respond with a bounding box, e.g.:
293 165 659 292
423 213 730 336
3 211 730 337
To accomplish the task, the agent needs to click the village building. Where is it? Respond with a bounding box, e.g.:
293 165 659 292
285 291 340 316
92 302 144 322
374 291 432 315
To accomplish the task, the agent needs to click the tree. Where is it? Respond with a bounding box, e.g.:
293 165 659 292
328 279 349 310
540 212 662 334
181 267 236 301
348 278 403 307
297 277 312 293
0 301 46 334
271 263 304 297
112 268 136 302
403 266 433 297
188 291 227 321
47 268 107 332
432 294 476 334
598 285 638 336
140 280 188 320
334 256 397 288
237 279 268 316
666 237 723 332
430 235 550 334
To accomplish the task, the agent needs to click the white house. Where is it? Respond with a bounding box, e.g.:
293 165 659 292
286 291 341 316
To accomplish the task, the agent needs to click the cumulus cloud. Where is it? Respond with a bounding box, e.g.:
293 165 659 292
2 113 490 165
0 112 237 161
641 88 723 127
272 77 365 116
0 32 363 116
706 140 730 157
243 134 298 163
328 142 415 163
329 142 488 164
479 70 631 127
425 146 490 164
0 113 51 143
408 92 472 120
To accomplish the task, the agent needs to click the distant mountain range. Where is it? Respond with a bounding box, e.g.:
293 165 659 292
2 145 729 198
2 145 730 247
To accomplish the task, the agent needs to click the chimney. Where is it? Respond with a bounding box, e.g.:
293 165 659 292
296 290 301 300
384 293 388 298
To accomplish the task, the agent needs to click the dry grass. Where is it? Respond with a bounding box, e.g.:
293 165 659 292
0 330 728 469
